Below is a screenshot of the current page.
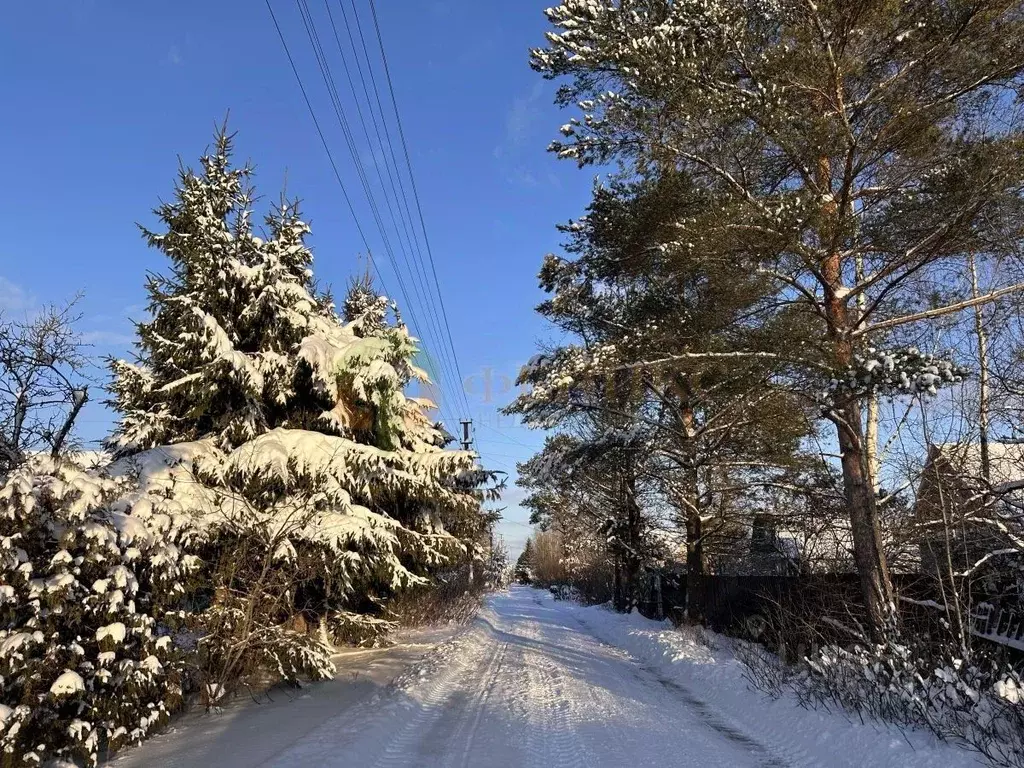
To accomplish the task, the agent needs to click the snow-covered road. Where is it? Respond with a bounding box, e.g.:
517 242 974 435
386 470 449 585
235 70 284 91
273 586 791 768
116 586 976 767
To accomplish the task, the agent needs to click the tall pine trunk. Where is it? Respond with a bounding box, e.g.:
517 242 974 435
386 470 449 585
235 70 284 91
679 397 704 623
820 156 895 641
616 461 643 612
684 509 704 623
836 397 894 639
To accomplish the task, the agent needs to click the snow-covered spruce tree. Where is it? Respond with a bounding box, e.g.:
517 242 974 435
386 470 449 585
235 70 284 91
531 0 1024 640
105 129 495 694
482 535 510 589
0 458 194 767
514 538 535 584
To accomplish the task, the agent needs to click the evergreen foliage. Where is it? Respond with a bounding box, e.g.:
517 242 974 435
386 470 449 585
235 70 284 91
0 458 191 766
103 128 495 623
527 0 1024 638
507 167 814 611
0 128 499 766
515 539 535 583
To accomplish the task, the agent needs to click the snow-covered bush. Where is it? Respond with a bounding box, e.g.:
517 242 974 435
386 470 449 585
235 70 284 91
193 595 336 704
549 584 581 602
326 611 398 648
0 458 194 766
101 427 484 697
386 563 486 629
778 637 1024 767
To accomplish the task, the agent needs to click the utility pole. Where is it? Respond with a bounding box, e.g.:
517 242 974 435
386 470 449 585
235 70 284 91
460 419 473 451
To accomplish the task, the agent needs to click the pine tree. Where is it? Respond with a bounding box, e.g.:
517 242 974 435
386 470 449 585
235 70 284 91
530 0 1024 639
517 432 660 607
507 171 812 613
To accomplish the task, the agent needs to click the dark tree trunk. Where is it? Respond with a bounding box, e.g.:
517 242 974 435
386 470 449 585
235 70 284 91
818 152 895 642
678 396 705 623
612 559 624 611
685 509 704 623
836 398 894 640
616 463 643 612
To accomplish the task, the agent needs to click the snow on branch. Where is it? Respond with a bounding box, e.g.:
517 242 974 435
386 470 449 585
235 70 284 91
824 347 969 404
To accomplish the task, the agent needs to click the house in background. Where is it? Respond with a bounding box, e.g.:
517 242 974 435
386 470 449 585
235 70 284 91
746 513 857 575
912 442 1024 583
749 515 801 574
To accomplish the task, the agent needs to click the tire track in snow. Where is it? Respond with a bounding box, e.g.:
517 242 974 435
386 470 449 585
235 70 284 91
179 588 970 768
520 647 589 768
562 603 811 768
519 594 653 765
268 590 814 768
366 627 496 768
531 602 757 766
651 673 791 768
506 606 605 768
437 639 509 768
268 620 492 767
538 594 793 768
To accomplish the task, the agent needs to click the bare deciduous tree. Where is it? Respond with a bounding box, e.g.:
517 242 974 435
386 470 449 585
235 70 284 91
0 299 89 473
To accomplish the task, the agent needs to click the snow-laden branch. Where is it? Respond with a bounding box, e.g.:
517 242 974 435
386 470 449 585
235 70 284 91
617 350 832 374
824 347 969 402
954 549 1021 578
853 282 1024 338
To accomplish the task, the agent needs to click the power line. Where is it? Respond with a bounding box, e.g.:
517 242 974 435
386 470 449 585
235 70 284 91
340 0 449 366
366 0 473 419
341 0 470 421
294 0 413 307
290 0 465 429
266 0 464 429
299 0 467 430
264 0 384 291
334 0 435 312
477 421 535 449
319 0 465 416
270 0 476 432
479 451 530 462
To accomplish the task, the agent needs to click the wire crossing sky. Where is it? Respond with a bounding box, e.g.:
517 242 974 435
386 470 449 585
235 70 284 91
0 0 598 557
270 0 468 432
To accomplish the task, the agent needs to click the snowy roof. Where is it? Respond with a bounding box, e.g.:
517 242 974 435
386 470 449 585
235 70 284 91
930 442 1024 487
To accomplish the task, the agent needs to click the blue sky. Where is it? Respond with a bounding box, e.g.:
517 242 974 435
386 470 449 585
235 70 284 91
0 1 594 558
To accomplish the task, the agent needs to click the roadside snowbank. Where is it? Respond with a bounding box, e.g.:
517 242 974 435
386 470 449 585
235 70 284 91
549 592 981 768
109 625 457 768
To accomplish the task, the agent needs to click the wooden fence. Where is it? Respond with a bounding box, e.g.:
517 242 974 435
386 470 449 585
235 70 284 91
635 571 1007 653
973 602 1024 652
